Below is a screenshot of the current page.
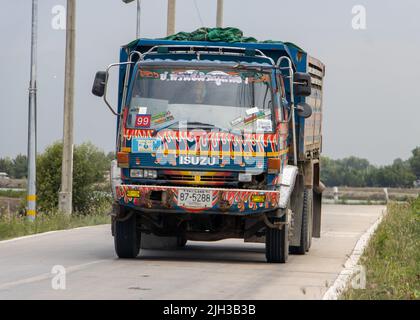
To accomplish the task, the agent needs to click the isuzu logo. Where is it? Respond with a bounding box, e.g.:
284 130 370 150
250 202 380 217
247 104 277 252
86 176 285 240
179 156 217 166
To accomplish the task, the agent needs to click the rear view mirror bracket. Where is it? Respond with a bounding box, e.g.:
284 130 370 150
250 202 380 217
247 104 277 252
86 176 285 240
92 59 140 116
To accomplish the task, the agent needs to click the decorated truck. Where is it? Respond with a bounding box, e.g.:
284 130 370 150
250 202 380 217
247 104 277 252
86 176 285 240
92 29 325 263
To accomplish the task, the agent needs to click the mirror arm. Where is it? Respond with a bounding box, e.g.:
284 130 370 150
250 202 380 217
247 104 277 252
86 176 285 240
103 62 134 116
276 56 297 166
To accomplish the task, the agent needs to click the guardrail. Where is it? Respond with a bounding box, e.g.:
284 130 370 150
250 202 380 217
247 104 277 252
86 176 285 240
323 187 419 204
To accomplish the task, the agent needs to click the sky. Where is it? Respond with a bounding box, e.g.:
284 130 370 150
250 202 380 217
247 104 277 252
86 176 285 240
0 0 419 165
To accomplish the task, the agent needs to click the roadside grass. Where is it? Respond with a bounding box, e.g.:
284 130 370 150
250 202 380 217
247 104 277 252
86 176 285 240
0 189 26 198
0 203 111 241
342 197 420 300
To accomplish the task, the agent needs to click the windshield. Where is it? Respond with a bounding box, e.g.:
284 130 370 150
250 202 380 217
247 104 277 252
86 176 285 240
126 67 274 132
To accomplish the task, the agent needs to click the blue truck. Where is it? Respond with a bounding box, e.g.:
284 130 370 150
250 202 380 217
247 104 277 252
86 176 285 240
92 32 325 263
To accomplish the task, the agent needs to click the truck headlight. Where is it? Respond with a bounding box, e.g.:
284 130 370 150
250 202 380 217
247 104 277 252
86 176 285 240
130 169 143 178
130 169 157 179
143 169 157 179
238 173 252 182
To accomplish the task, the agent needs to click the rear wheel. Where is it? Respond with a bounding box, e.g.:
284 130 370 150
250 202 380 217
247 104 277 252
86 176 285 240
265 217 289 263
307 190 313 251
290 188 312 254
114 213 140 259
177 235 188 248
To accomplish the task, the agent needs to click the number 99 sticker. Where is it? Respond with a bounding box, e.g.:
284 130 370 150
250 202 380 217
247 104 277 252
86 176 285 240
135 114 151 128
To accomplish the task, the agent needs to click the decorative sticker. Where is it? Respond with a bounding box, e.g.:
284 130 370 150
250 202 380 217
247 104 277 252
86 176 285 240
256 119 273 131
244 110 271 125
152 111 174 125
135 114 151 128
230 117 243 126
137 107 147 114
139 69 271 87
246 107 260 116
158 70 243 86
132 138 162 153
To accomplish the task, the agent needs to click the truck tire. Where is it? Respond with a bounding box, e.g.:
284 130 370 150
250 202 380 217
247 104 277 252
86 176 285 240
265 220 289 263
114 213 140 259
290 188 312 254
307 190 313 252
177 236 188 248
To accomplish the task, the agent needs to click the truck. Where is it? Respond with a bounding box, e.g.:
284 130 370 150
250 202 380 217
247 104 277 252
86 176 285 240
92 29 325 263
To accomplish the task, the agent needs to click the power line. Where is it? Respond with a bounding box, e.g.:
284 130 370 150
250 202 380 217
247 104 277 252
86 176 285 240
193 0 204 27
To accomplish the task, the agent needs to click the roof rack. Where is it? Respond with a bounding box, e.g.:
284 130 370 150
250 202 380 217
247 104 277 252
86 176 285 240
141 45 275 65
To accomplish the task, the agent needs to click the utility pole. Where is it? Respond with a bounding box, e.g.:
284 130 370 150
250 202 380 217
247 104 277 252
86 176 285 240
216 0 224 28
167 0 176 36
59 0 76 215
27 0 38 221
136 0 141 38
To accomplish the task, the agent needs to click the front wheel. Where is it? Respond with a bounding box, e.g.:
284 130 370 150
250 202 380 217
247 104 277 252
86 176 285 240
265 219 289 263
114 213 140 259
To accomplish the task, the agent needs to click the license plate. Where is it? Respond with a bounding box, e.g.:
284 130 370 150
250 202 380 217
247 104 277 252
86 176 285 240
177 189 212 208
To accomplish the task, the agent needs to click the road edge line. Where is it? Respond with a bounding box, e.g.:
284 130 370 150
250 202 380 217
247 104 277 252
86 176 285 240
0 259 108 291
0 224 110 245
322 207 387 300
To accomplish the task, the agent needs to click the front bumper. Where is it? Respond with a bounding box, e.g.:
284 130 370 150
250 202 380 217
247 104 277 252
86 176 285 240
115 184 280 215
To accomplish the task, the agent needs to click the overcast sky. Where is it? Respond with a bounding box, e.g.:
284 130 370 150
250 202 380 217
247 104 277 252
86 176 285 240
1 0 419 165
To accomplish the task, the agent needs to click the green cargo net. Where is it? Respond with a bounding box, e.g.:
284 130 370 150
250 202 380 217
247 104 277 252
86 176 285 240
161 27 305 52
163 27 257 43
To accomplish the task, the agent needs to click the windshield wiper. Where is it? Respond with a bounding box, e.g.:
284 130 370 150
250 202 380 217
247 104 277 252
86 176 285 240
153 120 237 135
153 120 217 133
187 122 216 128
188 122 234 133
152 120 183 134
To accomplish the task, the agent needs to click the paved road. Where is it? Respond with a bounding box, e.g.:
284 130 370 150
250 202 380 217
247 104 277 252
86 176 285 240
0 205 384 300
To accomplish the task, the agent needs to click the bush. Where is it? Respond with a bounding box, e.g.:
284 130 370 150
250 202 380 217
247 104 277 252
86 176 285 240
37 142 111 213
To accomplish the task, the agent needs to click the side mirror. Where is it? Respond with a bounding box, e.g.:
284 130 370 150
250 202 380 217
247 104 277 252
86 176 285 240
296 102 312 118
92 71 107 97
294 72 311 97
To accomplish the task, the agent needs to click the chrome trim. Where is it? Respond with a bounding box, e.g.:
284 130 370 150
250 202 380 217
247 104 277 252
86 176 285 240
277 56 297 166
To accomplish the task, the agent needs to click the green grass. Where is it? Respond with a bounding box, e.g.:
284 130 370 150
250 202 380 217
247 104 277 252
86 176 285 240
0 189 25 198
0 205 111 241
342 197 420 300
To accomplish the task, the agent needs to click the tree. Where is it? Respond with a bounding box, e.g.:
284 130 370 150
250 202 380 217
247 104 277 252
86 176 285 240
106 151 115 161
11 154 27 179
37 142 111 213
409 147 420 180
365 159 415 188
321 156 373 187
321 154 416 188
0 157 13 175
36 143 62 210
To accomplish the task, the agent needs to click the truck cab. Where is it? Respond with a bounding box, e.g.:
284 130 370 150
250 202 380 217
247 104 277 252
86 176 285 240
93 39 325 263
